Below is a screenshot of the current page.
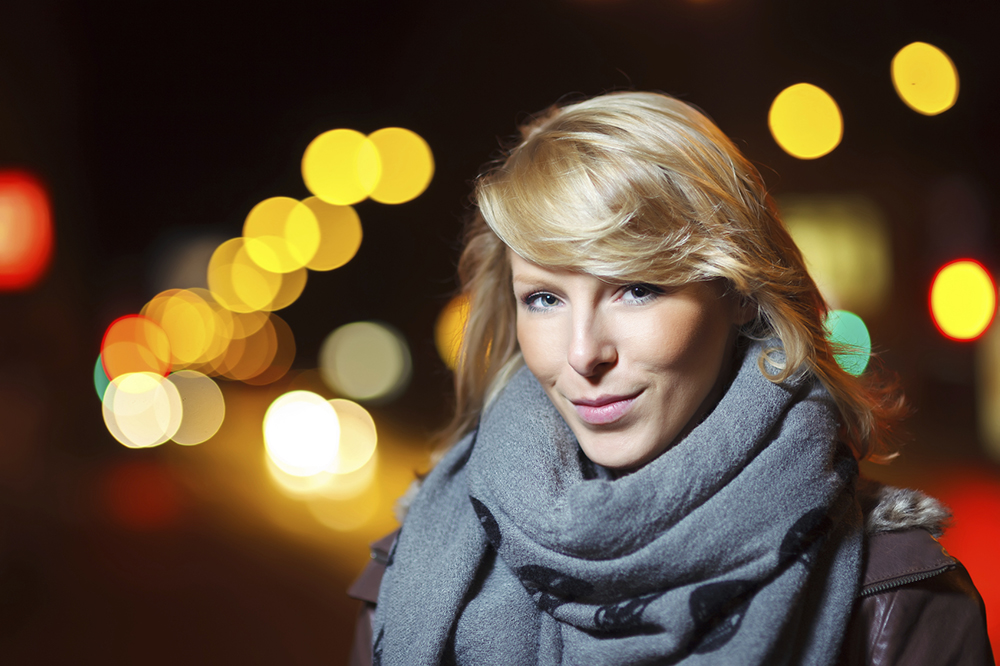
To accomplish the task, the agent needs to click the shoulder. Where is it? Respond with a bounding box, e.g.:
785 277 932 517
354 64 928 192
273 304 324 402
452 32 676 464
839 482 994 665
346 531 398 666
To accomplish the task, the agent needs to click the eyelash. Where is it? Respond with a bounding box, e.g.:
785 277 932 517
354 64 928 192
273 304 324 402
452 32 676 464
521 284 663 312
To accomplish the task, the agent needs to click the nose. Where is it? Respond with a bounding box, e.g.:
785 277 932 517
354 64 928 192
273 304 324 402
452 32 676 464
567 312 617 377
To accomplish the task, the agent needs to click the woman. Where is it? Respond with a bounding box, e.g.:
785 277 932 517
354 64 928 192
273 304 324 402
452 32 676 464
349 92 992 665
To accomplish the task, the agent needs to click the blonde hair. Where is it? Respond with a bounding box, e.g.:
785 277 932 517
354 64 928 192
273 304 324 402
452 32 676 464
446 91 904 461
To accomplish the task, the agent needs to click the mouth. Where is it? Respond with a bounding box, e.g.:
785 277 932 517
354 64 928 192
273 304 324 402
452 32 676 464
570 393 640 426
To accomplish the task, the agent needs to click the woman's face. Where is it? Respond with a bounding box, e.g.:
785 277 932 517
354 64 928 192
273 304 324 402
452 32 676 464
511 252 747 471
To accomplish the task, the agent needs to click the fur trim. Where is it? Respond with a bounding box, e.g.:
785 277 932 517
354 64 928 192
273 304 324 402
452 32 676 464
857 478 952 538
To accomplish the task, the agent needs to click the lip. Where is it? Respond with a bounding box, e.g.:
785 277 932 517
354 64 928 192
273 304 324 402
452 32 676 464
570 393 640 426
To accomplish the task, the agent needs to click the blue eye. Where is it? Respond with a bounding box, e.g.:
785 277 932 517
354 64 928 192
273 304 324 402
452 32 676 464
525 292 560 310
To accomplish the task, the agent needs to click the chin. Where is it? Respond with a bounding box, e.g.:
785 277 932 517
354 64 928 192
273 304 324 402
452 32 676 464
578 437 658 472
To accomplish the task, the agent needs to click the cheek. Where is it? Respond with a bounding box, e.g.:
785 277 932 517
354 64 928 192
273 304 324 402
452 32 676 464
516 316 556 380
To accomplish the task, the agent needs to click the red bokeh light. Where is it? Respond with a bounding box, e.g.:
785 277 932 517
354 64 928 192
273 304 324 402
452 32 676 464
0 170 53 291
930 468 1000 659
100 314 172 379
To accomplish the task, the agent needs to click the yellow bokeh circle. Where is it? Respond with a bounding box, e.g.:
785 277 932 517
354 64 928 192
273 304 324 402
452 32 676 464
768 83 843 160
302 197 363 271
892 42 959 116
242 197 320 273
368 127 435 204
263 390 340 477
302 129 381 206
930 259 997 341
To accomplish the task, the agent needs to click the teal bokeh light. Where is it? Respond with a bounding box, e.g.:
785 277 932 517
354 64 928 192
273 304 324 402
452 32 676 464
94 353 111 400
825 309 871 376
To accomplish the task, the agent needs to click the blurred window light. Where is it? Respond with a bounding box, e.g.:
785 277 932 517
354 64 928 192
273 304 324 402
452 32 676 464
435 294 470 370
930 259 997 341
328 399 377 475
768 83 843 159
168 370 225 445
319 321 412 402
978 323 1000 462
368 127 435 204
302 129 381 206
780 194 892 316
824 310 871 376
101 314 172 379
301 198 363 271
892 42 959 116
0 170 53 291
102 372 183 448
94 354 111 400
264 390 340 477
242 197 320 273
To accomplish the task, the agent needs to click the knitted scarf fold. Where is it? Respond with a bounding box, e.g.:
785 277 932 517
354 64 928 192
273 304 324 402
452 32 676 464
374 343 863 665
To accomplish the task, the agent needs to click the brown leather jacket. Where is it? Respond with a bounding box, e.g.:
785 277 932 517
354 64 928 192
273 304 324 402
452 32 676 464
348 525 993 665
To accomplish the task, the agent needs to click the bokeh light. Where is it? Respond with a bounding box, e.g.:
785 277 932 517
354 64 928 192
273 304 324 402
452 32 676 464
242 197 320 273
242 312 296 386
301 129 381 205
149 233 223 294
929 259 997 341
169 370 225 445
94 354 111 400
0 170 53 291
978 323 1000 462
435 294 470 370
142 289 218 369
208 238 285 313
219 312 278 382
368 127 435 204
265 266 308 312
301 197 363 271
768 83 843 159
319 321 412 402
102 372 183 449
933 470 1000 654
263 390 340 477
892 42 959 116
328 399 377 474
781 194 891 315
824 309 871 376
101 315 172 379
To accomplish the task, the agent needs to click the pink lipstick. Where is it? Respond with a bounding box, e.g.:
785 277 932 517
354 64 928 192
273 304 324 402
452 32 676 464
571 394 638 425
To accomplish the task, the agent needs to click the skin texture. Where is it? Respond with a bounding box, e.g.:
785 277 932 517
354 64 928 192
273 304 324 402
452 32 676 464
510 252 749 471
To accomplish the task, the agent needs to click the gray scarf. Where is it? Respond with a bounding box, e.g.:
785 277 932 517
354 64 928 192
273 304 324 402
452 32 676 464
374 343 863 665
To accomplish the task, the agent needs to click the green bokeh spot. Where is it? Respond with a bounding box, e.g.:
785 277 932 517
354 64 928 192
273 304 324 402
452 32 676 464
824 309 871 376
94 354 111 400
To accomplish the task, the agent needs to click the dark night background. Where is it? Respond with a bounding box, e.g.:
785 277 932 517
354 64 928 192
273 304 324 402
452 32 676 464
1 0 998 663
